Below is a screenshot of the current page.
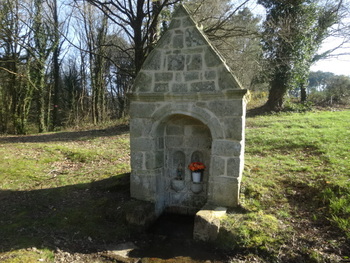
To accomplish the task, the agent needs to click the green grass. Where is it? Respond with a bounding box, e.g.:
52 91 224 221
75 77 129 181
0 248 54 263
219 211 287 250
0 125 131 262
0 130 130 190
219 110 350 261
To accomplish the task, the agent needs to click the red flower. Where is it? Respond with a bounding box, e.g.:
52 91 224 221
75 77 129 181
188 162 206 172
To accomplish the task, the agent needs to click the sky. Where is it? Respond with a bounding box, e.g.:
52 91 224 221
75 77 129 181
311 56 350 76
310 39 350 76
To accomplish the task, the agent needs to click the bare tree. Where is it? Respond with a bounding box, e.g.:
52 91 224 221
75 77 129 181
74 1 110 124
184 0 263 89
78 0 181 76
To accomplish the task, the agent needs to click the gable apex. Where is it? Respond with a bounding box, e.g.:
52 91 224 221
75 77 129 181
133 4 245 94
171 4 192 19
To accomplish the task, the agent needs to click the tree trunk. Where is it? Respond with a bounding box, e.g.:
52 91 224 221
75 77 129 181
14 75 33 135
133 0 147 75
134 26 144 75
299 68 309 102
149 0 161 46
265 75 289 111
300 86 307 102
36 68 47 133
52 0 61 129
33 0 48 133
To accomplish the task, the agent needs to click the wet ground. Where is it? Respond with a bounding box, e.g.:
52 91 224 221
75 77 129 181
127 213 228 263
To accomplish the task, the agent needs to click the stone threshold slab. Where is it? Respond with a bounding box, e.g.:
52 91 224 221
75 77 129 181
193 204 227 242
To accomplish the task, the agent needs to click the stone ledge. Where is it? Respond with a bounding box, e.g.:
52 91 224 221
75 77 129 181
193 205 227 241
127 89 248 102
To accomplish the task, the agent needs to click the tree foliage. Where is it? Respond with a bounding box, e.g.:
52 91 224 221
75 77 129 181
259 0 345 111
308 71 350 105
0 0 36 134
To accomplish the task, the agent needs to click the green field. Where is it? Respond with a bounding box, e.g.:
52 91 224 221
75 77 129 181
0 111 349 262
220 110 350 262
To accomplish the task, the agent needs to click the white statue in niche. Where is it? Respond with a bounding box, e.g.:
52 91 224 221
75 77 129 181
173 151 185 180
176 162 183 180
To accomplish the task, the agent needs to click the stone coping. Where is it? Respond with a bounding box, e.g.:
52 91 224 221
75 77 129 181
128 89 248 102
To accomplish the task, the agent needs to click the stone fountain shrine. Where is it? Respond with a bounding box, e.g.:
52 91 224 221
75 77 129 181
128 5 248 236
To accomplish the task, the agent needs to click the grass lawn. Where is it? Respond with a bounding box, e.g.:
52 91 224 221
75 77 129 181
0 110 349 262
219 110 350 262
0 125 132 262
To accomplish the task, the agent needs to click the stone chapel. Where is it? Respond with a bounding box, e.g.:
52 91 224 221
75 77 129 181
128 4 248 217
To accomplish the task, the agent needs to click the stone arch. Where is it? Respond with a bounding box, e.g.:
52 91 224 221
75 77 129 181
151 104 224 140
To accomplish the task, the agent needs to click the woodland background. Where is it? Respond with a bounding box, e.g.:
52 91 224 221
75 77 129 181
0 0 349 135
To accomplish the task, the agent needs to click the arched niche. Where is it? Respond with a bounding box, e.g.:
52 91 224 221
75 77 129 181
160 114 211 212
191 151 204 163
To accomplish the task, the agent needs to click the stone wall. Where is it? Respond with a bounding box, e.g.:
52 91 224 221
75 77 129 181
129 5 248 215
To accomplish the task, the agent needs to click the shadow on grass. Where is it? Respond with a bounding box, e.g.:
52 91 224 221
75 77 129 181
281 179 350 261
0 173 131 254
247 105 271 117
0 124 129 144
0 172 230 262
